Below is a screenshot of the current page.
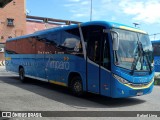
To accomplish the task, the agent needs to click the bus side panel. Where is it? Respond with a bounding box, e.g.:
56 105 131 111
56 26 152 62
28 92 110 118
28 56 36 77
5 54 19 74
64 55 86 90
154 56 160 78
154 56 160 72
46 54 87 90
100 68 111 97
87 62 100 93
57 54 71 84
46 54 63 82
20 55 36 77
5 54 36 77
35 54 46 79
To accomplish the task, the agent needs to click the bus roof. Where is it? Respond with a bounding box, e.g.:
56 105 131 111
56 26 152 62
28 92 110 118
7 21 147 42
151 40 160 43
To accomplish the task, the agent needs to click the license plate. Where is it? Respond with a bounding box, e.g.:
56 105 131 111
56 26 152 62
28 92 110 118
137 92 143 96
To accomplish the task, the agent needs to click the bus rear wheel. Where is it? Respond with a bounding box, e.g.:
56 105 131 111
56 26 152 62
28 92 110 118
70 76 83 96
19 67 25 82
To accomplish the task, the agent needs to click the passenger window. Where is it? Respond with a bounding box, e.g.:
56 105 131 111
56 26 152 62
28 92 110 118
5 41 17 54
62 38 80 51
61 28 82 54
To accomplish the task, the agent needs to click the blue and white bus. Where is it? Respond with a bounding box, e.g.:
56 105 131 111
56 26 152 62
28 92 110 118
152 40 160 78
5 21 154 98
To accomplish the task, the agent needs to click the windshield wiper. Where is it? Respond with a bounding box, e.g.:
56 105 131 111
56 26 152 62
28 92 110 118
130 41 143 75
130 41 152 75
144 50 152 74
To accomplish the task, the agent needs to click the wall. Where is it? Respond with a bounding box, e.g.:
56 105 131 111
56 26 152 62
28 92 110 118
26 21 59 35
0 0 26 42
0 0 26 63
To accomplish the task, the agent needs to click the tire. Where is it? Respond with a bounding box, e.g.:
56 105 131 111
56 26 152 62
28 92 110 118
70 76 83 96
19 67 25 82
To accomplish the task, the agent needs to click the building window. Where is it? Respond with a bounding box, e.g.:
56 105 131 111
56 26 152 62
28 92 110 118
7 18 14 26
1 36 4 39
8 36 12 39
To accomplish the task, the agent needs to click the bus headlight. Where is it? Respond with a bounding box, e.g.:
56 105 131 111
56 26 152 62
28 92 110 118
113 74 129 84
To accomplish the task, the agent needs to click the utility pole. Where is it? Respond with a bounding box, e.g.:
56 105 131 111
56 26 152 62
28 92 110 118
149 33 160 40
90 0 92 21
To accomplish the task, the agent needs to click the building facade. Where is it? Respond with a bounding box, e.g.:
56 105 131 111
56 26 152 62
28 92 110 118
0 0 26 63
0 0 26 42
26 15 80 34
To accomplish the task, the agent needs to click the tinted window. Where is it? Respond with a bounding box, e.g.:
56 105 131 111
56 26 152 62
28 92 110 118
35 35 46 54
61 28 82 54
153 43 160 56
6 37 36 54
82 26 105 61
5 40 17 54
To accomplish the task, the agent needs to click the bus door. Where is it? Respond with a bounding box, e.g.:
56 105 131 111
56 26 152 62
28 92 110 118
87 28 111 95
87 38 100 93
99 34 111 96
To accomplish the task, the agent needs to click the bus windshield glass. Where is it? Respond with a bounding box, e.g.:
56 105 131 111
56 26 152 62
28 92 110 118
112 28 153 71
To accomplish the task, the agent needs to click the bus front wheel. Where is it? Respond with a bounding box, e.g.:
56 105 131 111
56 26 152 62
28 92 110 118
19 67 25 82
70 76 83 96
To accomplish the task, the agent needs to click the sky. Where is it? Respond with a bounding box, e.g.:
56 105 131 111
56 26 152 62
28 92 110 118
26 0 160 40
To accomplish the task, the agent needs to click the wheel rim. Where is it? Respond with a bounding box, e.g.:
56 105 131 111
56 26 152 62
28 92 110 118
74 81 82 92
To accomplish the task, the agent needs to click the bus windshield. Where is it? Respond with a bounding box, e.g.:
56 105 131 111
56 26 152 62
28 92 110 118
112 28 153 71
